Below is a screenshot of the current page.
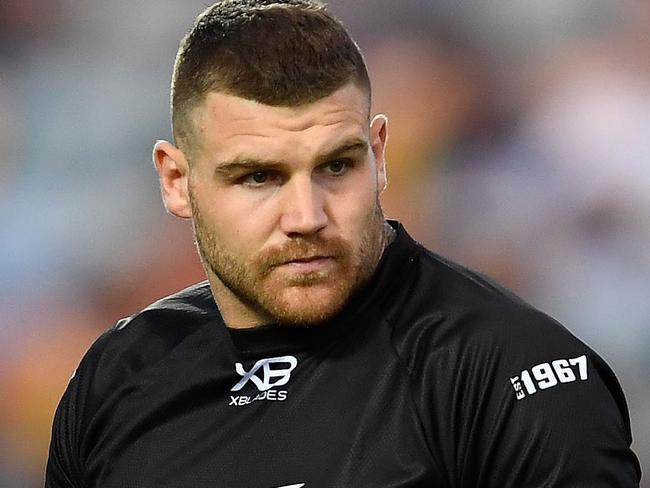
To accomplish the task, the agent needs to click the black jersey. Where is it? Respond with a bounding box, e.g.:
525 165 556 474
46 222 641 487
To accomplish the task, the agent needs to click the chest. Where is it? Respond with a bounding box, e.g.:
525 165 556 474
83 340 440 487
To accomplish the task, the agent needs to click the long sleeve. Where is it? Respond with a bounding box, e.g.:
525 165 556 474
45 368 85 488
416 308 642 487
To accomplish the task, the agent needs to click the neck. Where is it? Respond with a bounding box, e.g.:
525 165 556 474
205 268 274 329
382 220 397 249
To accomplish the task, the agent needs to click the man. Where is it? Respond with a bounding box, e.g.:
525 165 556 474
46 1 641 486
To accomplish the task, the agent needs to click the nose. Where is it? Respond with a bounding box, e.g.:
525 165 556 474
279 175 328 237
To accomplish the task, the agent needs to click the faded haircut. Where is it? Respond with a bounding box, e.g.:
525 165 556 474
171 0 371 155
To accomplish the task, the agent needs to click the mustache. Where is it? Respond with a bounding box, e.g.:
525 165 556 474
257 237 349 268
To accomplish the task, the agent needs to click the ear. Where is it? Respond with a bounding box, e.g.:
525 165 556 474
152 140 192 219
370 114 388 192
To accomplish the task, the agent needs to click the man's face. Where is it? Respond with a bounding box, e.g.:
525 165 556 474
184 83 387 327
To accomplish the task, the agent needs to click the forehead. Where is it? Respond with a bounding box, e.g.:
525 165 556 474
191 83 370 160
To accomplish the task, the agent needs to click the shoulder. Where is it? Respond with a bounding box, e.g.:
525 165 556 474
385 241 633 421
97 280 216 352
384 245 640 485
72 281 219 403
112 279 217 337
47 281 222 482
384 243 596 384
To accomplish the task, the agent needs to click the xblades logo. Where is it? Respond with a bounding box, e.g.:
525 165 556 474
231 355 298 392
229 356 297 406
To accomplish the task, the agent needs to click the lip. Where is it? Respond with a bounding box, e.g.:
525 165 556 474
280 256 334 273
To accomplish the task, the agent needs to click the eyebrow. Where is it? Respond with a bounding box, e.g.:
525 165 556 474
213 137 369 178
315 138 369 165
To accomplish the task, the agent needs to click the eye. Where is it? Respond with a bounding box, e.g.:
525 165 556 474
243 171 269 186
325 159 349 175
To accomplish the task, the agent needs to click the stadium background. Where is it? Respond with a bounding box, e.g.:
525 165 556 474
1 0 649 485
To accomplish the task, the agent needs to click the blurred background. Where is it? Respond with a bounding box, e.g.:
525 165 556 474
1 0 649 485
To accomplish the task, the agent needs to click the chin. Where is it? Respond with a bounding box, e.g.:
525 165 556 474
268 285 350 326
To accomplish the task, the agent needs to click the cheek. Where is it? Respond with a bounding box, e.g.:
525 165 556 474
195 182 254 225
329 179 378 230
204 193 278 251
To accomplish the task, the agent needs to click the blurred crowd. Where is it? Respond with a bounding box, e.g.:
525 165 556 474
1 0 649 485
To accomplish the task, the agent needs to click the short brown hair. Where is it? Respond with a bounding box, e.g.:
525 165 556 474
171 0 371 153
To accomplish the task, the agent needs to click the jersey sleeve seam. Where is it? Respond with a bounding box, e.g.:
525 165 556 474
381 308 452 488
